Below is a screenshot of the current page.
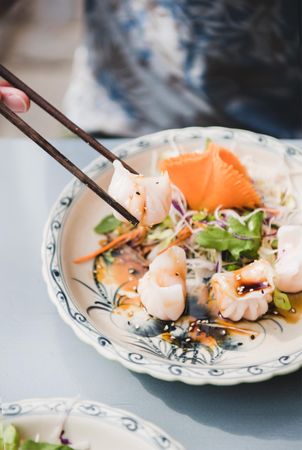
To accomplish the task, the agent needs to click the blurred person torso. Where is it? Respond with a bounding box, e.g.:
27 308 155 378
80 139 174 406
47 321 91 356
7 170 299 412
65 0 302 138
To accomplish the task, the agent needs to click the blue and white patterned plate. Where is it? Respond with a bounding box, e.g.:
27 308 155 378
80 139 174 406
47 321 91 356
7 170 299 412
42 127 302 385
1 398 183 449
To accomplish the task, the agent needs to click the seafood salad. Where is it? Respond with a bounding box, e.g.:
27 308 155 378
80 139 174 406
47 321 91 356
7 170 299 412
0 424 86 450
75 140 302 351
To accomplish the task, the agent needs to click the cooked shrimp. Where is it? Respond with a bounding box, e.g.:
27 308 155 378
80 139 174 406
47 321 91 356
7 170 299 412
211 260 275 321
108 160 172 226
137 246 187 321
275 225 302 293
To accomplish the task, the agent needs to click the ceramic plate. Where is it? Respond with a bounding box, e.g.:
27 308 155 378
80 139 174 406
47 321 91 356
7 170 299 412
1 398 182 449
42 127 302 385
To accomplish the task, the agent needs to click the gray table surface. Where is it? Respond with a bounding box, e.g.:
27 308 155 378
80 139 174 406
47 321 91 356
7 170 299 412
1 138 302 450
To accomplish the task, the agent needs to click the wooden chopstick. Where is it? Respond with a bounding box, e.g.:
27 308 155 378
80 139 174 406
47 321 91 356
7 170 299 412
0 101 139 226
0 64 138 175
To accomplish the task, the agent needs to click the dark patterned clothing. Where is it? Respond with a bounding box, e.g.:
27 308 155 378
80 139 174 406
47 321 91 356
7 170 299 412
65 0 302 137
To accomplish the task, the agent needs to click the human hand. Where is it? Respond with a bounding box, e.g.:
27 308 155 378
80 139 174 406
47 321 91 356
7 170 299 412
0 80 30 112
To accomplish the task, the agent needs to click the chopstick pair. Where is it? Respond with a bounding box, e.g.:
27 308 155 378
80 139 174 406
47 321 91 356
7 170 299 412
0 64 139 226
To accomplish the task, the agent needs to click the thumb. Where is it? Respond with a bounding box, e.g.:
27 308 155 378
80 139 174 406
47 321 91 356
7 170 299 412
0 86 30 112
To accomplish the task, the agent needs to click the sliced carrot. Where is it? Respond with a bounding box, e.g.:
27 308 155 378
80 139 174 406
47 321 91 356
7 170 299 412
158 227 192 255
74 227 145 264
160 142 261 211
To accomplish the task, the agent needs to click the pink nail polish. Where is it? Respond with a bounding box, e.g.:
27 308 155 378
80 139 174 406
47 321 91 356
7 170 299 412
7 94 27 113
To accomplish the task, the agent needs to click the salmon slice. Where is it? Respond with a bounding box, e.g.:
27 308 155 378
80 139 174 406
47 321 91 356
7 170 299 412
160 142 261 211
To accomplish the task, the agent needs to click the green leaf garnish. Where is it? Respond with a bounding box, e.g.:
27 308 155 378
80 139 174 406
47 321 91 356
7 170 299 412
224 264 241 271
21 441 73 450
192 211 207 222
207 214 216 222
0 425 74 450
196 226 236 252
273 288 292 311
159 215 173 230
94 214 121 234
195 211 263 260
0 424 20 450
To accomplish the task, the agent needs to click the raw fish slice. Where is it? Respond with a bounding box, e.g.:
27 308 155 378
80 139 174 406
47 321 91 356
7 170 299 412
160 152 210 211
206 147 261 211
160 142 261 211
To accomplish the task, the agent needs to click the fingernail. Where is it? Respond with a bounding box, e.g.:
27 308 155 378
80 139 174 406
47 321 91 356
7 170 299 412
7 94 27 112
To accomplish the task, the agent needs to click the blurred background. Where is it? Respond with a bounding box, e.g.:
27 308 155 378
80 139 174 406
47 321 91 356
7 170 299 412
1 1 301 139
0 0 82 137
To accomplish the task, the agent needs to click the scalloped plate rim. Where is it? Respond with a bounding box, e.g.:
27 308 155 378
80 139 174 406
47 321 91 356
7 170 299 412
2 397 184 450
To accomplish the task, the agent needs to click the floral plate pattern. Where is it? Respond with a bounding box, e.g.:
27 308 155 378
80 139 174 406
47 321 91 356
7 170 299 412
42 127 302 385
1 398 183 449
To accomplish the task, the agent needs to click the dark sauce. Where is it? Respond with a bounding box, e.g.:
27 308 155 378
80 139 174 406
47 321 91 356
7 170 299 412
93 249 302 353
236 281 269 296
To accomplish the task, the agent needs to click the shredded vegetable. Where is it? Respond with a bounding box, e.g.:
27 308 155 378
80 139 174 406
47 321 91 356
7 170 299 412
73 227 146 264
